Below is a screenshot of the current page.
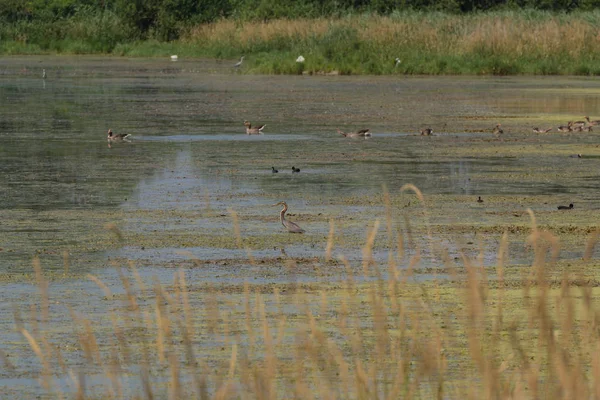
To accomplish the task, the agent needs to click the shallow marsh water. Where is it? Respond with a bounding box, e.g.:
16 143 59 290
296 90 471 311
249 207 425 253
2 56 600 396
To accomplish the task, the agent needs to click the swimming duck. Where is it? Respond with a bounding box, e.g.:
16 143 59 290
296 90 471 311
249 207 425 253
244 121 265 135
557 203 573 210
107 129 131 142
420 128 433 136
292 166 300 173
272 167 278 173
570 154 582 158
585 116 600 126
477 196 483 203
582 126 593 132
337 128 371 138
533 127 552 133
492 124 503 135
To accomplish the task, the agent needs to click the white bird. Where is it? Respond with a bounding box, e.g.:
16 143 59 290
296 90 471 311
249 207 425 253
170 55 178 61
395 58 402 67
42 69 46 79
234 56 244 68
296 55 305 63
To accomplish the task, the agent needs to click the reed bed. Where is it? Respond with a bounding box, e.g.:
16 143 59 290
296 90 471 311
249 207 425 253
4 187 600 398
178 11 600 75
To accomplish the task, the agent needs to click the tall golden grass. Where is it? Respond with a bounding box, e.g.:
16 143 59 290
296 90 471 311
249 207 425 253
6 186 600 398
182 12 600 74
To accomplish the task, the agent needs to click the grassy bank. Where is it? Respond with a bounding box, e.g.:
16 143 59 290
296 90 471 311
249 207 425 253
3 11 600 75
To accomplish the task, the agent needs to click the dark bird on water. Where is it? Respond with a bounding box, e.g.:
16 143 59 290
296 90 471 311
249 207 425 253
272 167 278 173
557 203 573 210
477 196 484 203
292 166 300 173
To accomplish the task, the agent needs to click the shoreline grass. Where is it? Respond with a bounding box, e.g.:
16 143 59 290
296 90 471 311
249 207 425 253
3 10 600 75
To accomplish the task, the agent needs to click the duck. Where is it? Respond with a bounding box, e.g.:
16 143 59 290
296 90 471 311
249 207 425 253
292 166 300 173
337 128 371 138
533 127 552 133
420 128 433 136
492 124 503 135
107 129 131 142
582 126 593 132
477 196 484 203
571 119 586 128
585 116 600 126
244 121 265 135
569 154 582 158
557 203 574 210
272 167 278 173
557 124 572 133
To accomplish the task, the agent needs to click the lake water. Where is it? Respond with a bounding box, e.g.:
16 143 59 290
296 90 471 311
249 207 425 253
2 56 600 397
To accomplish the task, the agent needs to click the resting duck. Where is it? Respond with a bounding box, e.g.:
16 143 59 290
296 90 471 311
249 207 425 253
492 124 503 135
292 166 300 173
244 121 265 135
477 196 483 203
420 128 433 136
571 119 586 128
557 124 572 133
272 167 278 173
557 203 574 210
533 127 552 133
337 128 371 138
585 116 600 126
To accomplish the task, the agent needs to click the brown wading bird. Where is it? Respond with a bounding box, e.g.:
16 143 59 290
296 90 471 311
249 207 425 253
337 128 371 138
533 127 552 133
244 121 265 135
272 201 305 233
420 128 433 136
492 124 503 135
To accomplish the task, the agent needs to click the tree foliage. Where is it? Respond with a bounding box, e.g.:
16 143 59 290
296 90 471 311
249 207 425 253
0 0 598 45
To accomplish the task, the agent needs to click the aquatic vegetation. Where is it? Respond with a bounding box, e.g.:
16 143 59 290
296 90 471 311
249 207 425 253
5 190 600 398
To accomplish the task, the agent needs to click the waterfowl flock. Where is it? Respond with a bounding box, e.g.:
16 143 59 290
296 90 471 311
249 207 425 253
104 109 595 231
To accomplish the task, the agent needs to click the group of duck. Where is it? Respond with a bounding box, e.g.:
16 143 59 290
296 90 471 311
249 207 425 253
535 116 600 134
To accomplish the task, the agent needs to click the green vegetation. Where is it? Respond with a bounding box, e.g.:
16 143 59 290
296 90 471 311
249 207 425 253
1 0 600 75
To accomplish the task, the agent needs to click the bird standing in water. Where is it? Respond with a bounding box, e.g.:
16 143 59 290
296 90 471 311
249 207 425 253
272 201 304 233
234 56 244 68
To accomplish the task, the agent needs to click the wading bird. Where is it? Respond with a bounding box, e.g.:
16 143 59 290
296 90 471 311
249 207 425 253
557 203 573 210
337 128 371 138
395 58 402 67
272 201 305 233
42 69 46 79
244 121 265 135
234 56 244 68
